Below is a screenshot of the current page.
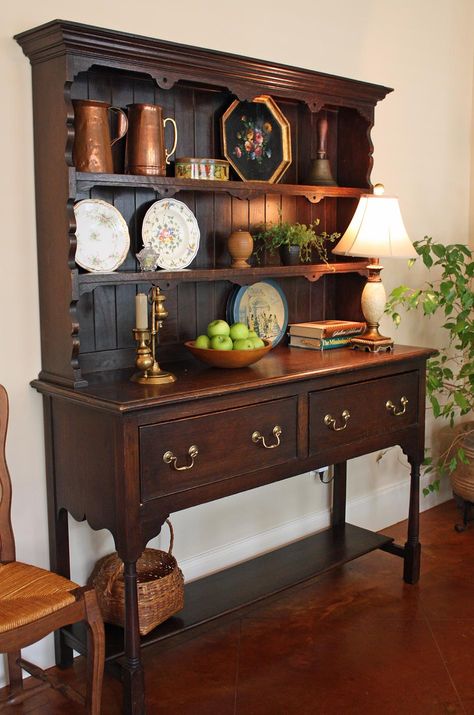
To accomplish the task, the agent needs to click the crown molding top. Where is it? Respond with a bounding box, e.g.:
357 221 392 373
15 20 392 109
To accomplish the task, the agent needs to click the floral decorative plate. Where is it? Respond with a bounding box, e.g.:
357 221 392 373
74 199 130 273
228 280 288 346
141 198 200 270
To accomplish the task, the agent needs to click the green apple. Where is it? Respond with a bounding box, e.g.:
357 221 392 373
249 336 265 348
233 338 255 351
194 334 211 349
247 330 259 340
207 319 230 338
229 322 249 341
210 334 233 350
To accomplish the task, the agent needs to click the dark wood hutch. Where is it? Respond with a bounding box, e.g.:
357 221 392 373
15 20 434 715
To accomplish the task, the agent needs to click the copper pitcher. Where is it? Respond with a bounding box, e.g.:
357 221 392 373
126 103 178 176
72 99 128 173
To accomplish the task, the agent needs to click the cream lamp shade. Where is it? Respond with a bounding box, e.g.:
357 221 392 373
332 184 416 352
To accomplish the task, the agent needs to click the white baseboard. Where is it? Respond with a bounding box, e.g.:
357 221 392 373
179 474 451 583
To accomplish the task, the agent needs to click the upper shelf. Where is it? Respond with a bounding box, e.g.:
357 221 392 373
76 261 369 294
74 171 367 203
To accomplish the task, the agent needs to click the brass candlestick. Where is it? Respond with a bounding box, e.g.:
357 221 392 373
131 287 176 384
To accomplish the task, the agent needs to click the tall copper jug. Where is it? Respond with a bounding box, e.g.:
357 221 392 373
126 104 178 176
72 99 128 173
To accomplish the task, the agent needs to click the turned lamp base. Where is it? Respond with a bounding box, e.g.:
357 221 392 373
350 333 393 353
351 260 393 353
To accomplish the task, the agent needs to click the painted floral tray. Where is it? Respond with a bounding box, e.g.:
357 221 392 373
221 95 292 183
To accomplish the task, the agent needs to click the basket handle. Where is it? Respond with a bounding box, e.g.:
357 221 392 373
104 554 124 596
104 518 175 595
165 518 175 555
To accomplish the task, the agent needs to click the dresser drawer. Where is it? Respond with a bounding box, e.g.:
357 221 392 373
140 397 298 501
309 371 419 453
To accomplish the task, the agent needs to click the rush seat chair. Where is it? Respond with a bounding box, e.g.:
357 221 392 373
0 385 104 713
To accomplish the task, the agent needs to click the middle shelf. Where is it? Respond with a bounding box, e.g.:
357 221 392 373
76 260 369 294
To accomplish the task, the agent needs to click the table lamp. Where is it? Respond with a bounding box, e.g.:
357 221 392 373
332 183 417 352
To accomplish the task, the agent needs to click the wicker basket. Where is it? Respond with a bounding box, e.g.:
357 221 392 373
89 519 184 636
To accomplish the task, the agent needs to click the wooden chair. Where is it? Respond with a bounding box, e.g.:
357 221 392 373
0 384 104 713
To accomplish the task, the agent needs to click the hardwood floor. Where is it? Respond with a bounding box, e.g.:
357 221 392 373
3 500 474 714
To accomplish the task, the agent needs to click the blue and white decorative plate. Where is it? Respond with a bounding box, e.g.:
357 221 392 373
226 285 239 324
228 280 288 346
142 198 200 270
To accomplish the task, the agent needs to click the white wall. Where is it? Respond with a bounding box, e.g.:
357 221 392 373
1 0 473 681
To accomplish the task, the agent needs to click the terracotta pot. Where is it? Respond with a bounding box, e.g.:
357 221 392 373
227 230 253 268
450 421 474 501
279 245 301 265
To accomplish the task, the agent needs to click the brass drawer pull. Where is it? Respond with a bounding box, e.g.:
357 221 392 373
386 396 408 416
252 425 282 449
324 409 351 432
163 445 199 471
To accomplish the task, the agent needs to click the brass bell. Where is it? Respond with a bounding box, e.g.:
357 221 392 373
306 116 337 186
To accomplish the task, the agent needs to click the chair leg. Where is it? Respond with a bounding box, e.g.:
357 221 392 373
8 650 23 690
0 654 48 709
83 589 105 715
7 651 22 695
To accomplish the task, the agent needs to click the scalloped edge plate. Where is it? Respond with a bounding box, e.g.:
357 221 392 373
141 198 200 270
74 199 130 273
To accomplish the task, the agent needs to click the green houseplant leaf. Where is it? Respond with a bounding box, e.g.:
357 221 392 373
253 216 340 264
385 236 474 488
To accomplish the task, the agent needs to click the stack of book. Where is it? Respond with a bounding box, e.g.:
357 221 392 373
288 320 366 350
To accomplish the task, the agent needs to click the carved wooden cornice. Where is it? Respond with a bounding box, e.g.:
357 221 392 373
15 20 392 112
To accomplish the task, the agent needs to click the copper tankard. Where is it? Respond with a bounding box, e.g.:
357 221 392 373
72 99 128 173
126 104 178 176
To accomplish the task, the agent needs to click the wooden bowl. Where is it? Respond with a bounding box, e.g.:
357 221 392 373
185 340 272 368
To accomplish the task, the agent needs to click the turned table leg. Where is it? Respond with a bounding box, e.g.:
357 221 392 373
43 396 75 668
404 459 421 584
332 462 347 528
122 560 146 715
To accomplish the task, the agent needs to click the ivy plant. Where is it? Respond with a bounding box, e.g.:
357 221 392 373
385 236 474 495
253 217 339 264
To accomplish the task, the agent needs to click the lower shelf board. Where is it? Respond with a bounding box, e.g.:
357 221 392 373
65 523 393 666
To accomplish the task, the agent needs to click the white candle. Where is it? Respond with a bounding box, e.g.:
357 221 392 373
135 293 148 330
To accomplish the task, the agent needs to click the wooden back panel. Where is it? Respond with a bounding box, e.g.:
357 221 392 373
0 385 15 562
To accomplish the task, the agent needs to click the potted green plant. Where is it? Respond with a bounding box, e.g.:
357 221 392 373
385 236 474 496
253 217 340 265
